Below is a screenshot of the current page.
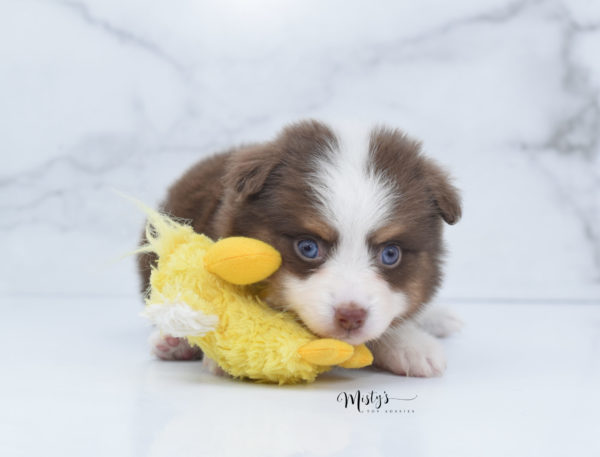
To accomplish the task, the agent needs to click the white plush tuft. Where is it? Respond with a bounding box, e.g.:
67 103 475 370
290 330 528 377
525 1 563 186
141 301 219 337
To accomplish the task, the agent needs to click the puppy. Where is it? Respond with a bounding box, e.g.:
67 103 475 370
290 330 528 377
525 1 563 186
138 120 462 377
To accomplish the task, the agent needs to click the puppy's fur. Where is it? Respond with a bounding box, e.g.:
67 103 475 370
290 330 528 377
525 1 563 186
138 120 462 377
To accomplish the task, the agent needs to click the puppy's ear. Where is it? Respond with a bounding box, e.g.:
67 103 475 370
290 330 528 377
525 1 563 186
423 160 462 225
224 144 280 199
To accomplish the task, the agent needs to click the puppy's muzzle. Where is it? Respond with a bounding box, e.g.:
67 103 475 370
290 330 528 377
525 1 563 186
335 304 367 331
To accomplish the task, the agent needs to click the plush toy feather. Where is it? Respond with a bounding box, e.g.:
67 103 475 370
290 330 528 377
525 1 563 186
138 206 372 384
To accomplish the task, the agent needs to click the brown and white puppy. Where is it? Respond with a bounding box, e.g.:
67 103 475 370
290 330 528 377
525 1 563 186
138 120 462 377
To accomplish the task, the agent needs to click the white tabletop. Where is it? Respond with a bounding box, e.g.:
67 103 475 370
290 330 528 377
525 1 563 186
2 297 599 457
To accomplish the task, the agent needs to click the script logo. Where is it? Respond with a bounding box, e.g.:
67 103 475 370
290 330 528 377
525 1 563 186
336 390 417 413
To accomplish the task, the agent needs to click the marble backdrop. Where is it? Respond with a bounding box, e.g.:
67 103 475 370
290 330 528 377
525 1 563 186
1 0 599 301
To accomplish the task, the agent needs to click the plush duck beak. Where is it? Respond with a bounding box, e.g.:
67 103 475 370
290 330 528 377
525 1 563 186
204 237 282 285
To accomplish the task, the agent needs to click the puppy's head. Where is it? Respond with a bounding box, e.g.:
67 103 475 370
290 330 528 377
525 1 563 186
215 120 461 345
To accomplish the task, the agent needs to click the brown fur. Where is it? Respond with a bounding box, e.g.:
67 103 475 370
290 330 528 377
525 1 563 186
137 151 229 294
137 120 461 325
366 127 462 316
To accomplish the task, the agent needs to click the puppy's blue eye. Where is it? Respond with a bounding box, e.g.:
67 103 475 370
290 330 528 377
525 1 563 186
380 245 401 267
296 239 319 259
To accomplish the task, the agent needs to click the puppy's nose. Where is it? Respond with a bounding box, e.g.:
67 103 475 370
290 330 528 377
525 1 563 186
335 304 367 331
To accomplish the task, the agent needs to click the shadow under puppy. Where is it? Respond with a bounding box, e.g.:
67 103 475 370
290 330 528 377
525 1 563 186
138 119 462 377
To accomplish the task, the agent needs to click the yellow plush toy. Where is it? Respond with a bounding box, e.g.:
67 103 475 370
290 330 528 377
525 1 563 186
139 207 372 384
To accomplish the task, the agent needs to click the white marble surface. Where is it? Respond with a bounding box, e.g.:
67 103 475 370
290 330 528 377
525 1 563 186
2 298 599 457
0 0 599 300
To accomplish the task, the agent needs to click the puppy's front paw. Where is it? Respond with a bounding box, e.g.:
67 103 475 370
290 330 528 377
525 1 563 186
389 340 446 377
416 306 463 338
371 323 447 377
149 331 203 361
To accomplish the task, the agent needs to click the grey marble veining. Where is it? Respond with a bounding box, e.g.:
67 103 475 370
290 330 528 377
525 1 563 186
1 0 599 299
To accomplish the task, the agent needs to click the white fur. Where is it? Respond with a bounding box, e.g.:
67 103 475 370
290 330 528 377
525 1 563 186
369 321 447 377
141 301 218 337
415 305 464 338
281 125 407 345
309 123 399 234
202 357 228 376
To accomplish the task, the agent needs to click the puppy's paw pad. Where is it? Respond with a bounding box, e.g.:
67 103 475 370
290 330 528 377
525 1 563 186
149 332 202 361
418 307 464 338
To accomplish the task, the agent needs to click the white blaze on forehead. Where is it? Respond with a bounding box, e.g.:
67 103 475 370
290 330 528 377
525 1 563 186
309 125 399 253
281 123 408 344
